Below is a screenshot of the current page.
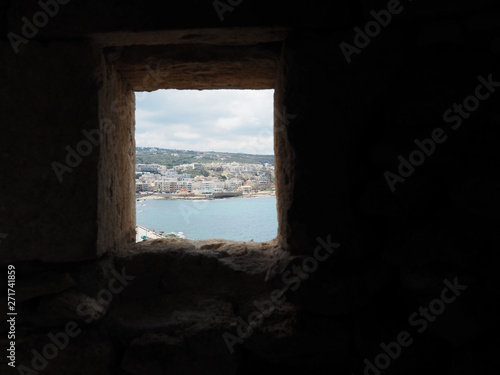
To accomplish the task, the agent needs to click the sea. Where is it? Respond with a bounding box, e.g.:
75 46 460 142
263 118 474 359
136 196 278 242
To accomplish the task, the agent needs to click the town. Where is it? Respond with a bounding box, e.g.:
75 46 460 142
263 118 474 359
136 159 275 198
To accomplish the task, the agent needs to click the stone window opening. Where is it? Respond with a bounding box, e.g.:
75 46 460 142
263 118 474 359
134 88 277 243
94 31 293 255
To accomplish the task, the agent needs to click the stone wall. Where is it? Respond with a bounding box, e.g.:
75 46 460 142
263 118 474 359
1 0 499 374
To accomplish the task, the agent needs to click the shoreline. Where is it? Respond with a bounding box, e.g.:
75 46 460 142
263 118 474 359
136 191 275 201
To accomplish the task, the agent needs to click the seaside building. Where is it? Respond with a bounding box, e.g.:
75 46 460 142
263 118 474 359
135 161 274 194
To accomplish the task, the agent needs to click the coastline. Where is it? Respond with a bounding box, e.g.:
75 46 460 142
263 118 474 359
136 191 275 200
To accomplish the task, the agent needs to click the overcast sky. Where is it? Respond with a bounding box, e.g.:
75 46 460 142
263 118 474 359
135 89 275 155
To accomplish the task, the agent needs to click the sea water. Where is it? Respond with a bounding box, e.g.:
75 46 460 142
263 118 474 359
136 196 278 242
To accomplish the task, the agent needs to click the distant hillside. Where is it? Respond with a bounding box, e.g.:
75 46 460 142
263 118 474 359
136 147 274 168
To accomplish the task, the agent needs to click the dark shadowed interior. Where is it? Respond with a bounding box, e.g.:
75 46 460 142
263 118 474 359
1 0 499 374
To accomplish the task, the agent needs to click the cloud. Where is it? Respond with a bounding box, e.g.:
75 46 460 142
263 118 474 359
134 89 274 154
214 117 244 131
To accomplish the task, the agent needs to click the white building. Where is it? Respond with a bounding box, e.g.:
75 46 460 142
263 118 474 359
155 180 178 193
225 178 243 190
178 181 193 192
136 181 148 192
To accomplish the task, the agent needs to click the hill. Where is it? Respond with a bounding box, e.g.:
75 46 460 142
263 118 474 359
136 147 274 168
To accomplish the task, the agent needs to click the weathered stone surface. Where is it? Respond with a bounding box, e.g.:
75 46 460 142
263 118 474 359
449 346 498 374
399 266 451 295
426 299 484 346
91 27 289 48
2 0 499 373
10 332 115 375
16 272 76 302
108 297 236 340
35 290 107 326
490 35 500 54
113 241 287 300
359 179 406 218
114 44 280 90
466 11 500 30
0 40 101 262
69 256 116 297
244 304 353 365
287 257 391 315
450 177 500 217
122 331 239 375
416 21 464 47
381 220 464 267
114 296 241 374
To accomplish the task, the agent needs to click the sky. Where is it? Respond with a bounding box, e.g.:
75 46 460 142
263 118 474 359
135 89 275 155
